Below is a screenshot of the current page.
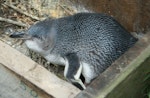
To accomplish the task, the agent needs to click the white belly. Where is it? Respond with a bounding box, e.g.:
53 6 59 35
81 62 97 83
44 54 66 66
45 54 96 84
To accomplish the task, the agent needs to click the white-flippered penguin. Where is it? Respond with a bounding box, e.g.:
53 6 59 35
10 13 137 90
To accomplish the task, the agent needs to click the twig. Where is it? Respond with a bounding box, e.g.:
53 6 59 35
0 17 27 27
4 3 41 21
59 4 73 15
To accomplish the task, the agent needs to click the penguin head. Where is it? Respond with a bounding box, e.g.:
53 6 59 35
10 19 57 56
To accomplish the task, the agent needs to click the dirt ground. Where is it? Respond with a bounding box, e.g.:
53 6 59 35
0 0 89 80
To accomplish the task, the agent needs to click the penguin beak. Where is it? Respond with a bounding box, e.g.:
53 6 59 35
10 32 31 40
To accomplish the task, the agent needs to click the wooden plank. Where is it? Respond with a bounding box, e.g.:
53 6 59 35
106 56 150 98
0 41 80 98
0 64 52 98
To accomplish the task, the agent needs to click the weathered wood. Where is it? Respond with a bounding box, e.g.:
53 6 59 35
0 41 80 98
106 57 150 98
75 32 150 98
73 0 150 32
0 64 52 98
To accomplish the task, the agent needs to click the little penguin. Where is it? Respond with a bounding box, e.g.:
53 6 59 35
10 13 138 90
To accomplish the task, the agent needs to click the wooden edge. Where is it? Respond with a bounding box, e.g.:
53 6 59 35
0 63 53 98
75 32 150 98
0 41 81 98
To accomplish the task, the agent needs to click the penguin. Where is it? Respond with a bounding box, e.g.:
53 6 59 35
10 13 138 90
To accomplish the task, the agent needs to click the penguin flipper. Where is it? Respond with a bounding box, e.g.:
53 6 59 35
64 53 86 90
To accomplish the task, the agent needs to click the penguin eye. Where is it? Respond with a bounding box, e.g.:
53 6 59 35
43 45 49 50
45 45 49 48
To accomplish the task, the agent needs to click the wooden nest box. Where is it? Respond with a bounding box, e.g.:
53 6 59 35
0 0 150 98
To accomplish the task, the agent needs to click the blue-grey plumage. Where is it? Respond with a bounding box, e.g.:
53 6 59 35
10 13 138 90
